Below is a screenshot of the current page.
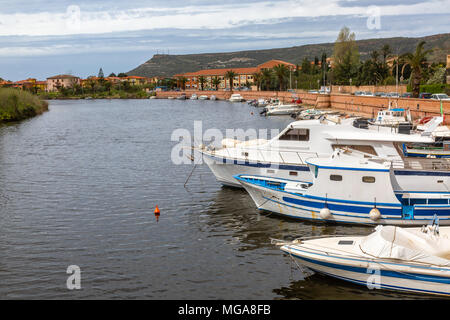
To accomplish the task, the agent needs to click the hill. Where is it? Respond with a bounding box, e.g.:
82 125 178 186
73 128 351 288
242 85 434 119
127 33 450 78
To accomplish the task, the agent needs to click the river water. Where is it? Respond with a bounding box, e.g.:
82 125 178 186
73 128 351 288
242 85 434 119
0 99 431 299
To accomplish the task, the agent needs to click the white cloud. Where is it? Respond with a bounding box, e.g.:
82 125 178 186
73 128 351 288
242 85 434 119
0 0 448 36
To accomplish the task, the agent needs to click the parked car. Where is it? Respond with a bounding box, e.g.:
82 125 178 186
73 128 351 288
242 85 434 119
353 91 364 96
419 92 432 99
401 92 413 98
374 92 385 97
308 90 319 94
363 91 374 96
430 93 450 101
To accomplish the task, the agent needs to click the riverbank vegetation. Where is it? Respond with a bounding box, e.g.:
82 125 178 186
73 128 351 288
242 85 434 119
0 88 48 122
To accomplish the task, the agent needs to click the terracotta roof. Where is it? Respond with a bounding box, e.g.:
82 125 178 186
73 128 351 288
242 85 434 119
180 67 259 77
47 74 79 79
257 59 296 69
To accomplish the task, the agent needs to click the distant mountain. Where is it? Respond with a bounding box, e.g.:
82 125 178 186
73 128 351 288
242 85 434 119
128 33 450 77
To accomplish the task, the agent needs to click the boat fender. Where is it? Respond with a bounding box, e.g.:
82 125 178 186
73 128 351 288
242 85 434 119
320 207 331 219
369 207 381 221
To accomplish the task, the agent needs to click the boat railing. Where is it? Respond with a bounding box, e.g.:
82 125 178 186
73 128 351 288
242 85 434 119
213 147 320 166
392 158 450 171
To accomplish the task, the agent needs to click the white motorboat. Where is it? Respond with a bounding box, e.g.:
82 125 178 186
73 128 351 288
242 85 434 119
210 95 217 101
235 148 450 225
277 223 450 296
198 95 209 100
197 116 450 193
229 94 244 102
190 94 198 100
262 102 302 116
369 107 411 127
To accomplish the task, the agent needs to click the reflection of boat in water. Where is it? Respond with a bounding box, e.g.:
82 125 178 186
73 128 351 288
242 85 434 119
235 148 450 225
277 222 450 296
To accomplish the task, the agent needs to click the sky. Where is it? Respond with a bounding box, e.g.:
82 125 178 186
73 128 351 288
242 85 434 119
0 0 449 81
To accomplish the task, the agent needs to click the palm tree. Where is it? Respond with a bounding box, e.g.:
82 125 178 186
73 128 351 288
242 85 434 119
178 76 187 90
252 72 262 91
401 41 433 98
211 76 221 90
260 69 272 91
272 64 289 91
225 70 237 91
198 76 206 90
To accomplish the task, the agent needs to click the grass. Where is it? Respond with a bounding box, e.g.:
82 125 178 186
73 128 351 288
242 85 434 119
0 88 49 122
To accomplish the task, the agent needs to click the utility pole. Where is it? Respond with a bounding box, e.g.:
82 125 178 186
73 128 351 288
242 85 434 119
396 48 399 95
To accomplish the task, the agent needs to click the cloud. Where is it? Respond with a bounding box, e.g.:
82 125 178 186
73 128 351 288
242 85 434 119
0 0 448 36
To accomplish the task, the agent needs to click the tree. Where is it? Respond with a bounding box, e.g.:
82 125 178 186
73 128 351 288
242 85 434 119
108 72 117 77
98 68 104 78
252 72 262 91
198 76 206 90
211 76 221 90
300 57 312 74
117 73 128 78
225 70 237 91
401 41 433 98
332 26 360 84
260 69 272 91
178 76 187 90
381 44 391 65
272 64 289 91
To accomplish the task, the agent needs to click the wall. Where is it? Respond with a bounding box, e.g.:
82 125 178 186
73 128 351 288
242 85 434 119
156 90 450 124
331 84 408 94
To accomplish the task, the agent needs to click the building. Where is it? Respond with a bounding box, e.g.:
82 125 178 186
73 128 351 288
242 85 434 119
447 54 450 84
47 74 81 92
174 59 297 90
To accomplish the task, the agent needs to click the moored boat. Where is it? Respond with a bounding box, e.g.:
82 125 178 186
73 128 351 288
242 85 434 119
235 148 450 225
277 223 450 296
190 94 198 100
198 95 209 100
229 93 244 102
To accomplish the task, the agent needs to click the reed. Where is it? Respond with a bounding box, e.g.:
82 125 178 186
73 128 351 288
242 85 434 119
0 88 48 122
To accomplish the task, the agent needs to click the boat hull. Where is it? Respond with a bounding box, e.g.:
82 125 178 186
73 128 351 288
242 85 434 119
236 175 450 225
282 244 450 296
202 152 450 193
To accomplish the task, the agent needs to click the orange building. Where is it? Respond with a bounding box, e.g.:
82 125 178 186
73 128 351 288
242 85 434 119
174 60 296 90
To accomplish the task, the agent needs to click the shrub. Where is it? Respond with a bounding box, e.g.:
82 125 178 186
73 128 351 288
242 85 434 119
0 88 48 122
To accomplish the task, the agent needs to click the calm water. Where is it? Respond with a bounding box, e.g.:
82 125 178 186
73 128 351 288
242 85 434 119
0 99 432 299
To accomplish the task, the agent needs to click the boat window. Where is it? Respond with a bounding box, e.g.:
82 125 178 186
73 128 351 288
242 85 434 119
279 128 310 141
289 171 298 176
267 169 275 174
332 145 377 156
338 240 354 245
428 199 449 205
362 176 376 183
330 175 342 181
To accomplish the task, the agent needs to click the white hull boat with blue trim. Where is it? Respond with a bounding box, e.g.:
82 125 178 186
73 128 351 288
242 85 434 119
277 224 450 296
197 117 450 193
235 149 450 225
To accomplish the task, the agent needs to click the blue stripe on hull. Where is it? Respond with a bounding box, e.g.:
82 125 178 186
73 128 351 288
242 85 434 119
282 196 402 216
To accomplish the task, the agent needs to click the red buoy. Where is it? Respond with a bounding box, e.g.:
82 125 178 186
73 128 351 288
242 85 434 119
154 205 160 222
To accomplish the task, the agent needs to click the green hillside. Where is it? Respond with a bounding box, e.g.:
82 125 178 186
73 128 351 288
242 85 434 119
127 33 450 77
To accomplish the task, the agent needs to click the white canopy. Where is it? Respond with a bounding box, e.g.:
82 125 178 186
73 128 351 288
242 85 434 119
360 225 450 266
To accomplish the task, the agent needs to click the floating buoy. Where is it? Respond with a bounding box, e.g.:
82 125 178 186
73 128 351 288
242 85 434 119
320 207 331 219
369 207 381 221
154 205 160 222
251 112 254 115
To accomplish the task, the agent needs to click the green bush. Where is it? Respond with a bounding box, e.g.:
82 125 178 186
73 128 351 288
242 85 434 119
419 84 449 94
0 88 48 122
